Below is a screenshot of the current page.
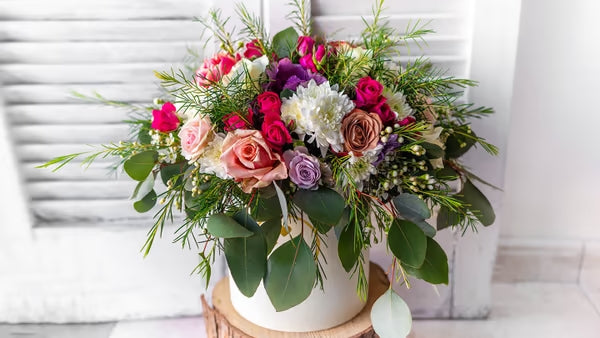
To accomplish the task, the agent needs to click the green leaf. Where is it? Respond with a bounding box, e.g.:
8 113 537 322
124 150 158 181
309 217 333 234
272 26 299 59
207 213 253 238
293 187 345 226
224 212 267 297
334 207 351 239
445 132 476 159
133 190 156 213
414 220 436 237
131 172 155 202
264 236 316 312
436 206 460 230
338 220 360 272
403 237 449 285
388 220 427 268
261 218 282 255
392 193 431 222
371 288 412 338
280 89 294 99
252 195 282 222
461 180 495 226
160 162 186 186
437 166 459 180
138 127 152 144
421 142 444 159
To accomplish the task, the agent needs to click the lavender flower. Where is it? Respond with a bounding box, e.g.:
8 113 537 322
373 133 401 166
265 58 326 92
283 147 321 190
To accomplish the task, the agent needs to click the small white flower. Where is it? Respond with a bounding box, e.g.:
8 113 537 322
383 88 413 120
196 134 230 179
342 153 378 191
281 80 354 153
422 125 445 169
222 55 269 89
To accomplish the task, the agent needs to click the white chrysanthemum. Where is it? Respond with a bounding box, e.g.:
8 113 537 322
197 134 230 179
343 153 378 191
281 80 354 152
383 88 413 120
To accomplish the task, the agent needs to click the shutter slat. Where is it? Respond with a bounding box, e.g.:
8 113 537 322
12 124 131 144
28 180 137 200
25 162 126 181
0 21 203 42
31 199 154 223
0 42 195 64
8 104 131 125
4 84 159 104
312 0 471 16
18 144 115 162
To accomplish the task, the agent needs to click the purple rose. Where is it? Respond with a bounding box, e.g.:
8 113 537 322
265 58 326 92
283 147 321 190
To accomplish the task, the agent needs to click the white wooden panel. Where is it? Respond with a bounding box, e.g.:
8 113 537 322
312 0 472 16
28 181 137 200
31 199 151 222
0 64 186 85
0 21 203 42
13 124 131 144
24 162 124 181
3 84 160 104
8 105 129 125
0 42 193 64
16 144 113 162
0 0 210 20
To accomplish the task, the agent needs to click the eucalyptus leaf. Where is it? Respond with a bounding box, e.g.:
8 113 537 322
445 132 476 159
252 195 282 222
338 220 360 272
261 218 282 255
309 217 333 234
403 237 449 284
272 26 299 59
461 180 495 226
371 288 412 338
421 142 444 159
224 212 267 297
124 150 158 181
388 220 427 268
414 219 436 237
207 213 253 238
273 183 289 230
131 172 155 202
436 206 460 230
160 162 186 186
293 187 345 226
133 190 156 213
280 89 294 99
334 207 351 239
392 193 431 222
264 236 316 312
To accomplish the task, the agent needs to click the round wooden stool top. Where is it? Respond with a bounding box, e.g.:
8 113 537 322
202 262 389 338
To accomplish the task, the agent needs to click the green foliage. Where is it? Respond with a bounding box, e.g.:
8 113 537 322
224 211 267 297
436 206 461 230
261 218 282 255
338 219 361 273
293 187 345 227
371 288 412 338
272 27 299 59
403 237 449 284
207 213 253 238
131 172 155 201
460 180 496 226
160 162 186 186
392 193 431 221
133 190 157 213
388 220 427 268
124 151 158 181
287 0 312 36
251 194 282 222
265 236 316 312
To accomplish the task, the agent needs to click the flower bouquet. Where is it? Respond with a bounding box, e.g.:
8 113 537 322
40 0 497 336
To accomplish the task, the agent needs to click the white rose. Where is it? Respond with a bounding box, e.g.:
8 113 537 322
222 55 269 88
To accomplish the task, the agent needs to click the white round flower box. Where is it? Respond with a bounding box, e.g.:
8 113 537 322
229 218 369 332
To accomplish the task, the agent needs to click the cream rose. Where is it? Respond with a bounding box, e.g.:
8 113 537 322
178 115 214 162
220 129 288 193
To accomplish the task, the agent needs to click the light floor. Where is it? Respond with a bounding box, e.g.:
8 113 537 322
1 282 599 338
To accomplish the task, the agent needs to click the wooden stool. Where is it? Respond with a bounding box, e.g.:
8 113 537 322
201 262 389 337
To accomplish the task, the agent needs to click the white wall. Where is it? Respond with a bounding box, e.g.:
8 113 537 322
502 0 600 241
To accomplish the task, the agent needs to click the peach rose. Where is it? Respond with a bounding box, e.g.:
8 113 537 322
341 108 383 156
178 115 214 161
220 129 288 193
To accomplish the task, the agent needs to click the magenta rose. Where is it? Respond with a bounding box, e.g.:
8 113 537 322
151 102 180 132
256 91 282 116
223 112 247 132
261 118 292 152
243 39 263 59
220 129 288 193
355 76 384 107
299 45 326 73
399 116 416 126
371 99 397 126
194 52 238 87
283 147 321 190
297 36 315 56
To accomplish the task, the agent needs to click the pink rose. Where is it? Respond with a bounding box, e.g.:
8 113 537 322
194 52 238 87
355 76 383 107
256 91 282 116
299 45 326 73
223 112 248 132
178 115 214 161
297 36 315 56
151 102 180 132
261 118 292 152
371 99 397 126
243 39 263 59
220 129 288 193
315 45 326 62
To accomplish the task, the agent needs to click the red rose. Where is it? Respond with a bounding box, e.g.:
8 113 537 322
399 116 416 126
371 99 396 126
261 118 292 152
243 39 263 59
297 36 315 56
223 112 247 131
355 76 383 107
257 91 282 116
151 102 180 132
